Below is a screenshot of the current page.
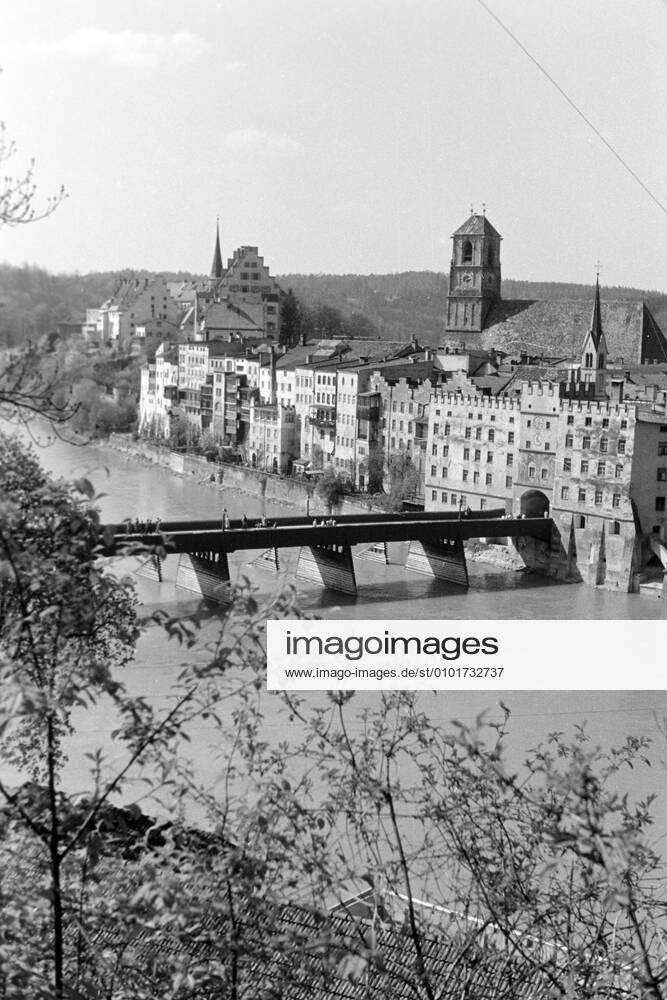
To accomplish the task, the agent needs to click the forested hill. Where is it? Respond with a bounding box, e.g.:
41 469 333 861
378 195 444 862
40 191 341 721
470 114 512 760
278 272 667 345
0 262 665 348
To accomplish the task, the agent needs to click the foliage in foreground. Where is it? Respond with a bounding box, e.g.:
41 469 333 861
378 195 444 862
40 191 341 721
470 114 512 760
0 433 664 1000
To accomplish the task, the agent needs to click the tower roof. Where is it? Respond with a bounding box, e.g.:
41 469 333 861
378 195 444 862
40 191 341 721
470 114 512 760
589 275 604 349
452 214 502 239
210 220 223 279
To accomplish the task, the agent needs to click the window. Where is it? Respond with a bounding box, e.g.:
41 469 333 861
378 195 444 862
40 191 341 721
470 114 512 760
475 427 482 440
473 471 479 484
444 423 450 435
528 465 536 478
540 468 548 480
441 492 448 503
561 486 569 500
487 451 493 463
567 415 574 425
657 497 666 512
527 419 532 428
465 428 471 439
441 467 448 479
400 402 405 414
462 240 473 263
612 493 621 508
463 447 470 460
595 491 603 505
612 520 621 535
474 449 481 462
462 470 469 482
615 464 622 479
506 453 514 466
486 473 493 485
659 442 667 456
505 475 513 488
600 438 608 453
545 442 550 451
488 429 495 442
431 490 437 501
582 435 591 449
563 458 571 472
508 432 515 444
621 419 628 429
480 499 487 510
597 461 606 476
618 439 626 454
578 515 586 528
442 445 449 457
602 418 609 428
468 412 473 420
451 493 457 505
585 417 592 427
431 465 437 476
581 460 589 474
526 440 531 449
658 469 667 482
578 489 586 503
565 433 573 448
432 443 438 455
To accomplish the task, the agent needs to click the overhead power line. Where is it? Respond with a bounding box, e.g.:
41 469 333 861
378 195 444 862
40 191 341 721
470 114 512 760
475 0 667 217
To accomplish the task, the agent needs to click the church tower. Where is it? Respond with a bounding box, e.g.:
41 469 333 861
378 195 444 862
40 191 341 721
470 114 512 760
445 210 502 335
579 274 608 396
210 219 223 280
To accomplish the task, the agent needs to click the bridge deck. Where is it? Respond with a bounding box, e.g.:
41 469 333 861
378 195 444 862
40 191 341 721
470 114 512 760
102 511 552 556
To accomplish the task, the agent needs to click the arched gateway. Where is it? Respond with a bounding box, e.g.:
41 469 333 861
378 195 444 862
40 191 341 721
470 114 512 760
520 489 550 518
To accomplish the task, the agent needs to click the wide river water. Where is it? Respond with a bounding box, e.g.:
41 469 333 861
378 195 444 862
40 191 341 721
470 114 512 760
4 424 667 849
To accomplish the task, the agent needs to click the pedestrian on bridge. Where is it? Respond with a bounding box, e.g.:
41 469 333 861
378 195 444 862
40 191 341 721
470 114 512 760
222 508 230 531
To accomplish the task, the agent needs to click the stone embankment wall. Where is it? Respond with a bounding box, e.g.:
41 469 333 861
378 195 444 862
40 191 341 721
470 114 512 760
106 434 377 516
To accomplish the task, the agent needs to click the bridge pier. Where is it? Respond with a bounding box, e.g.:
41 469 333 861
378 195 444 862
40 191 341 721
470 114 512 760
405 536 469 587
135 554 164 583
296 543 357 595
175 552 231 602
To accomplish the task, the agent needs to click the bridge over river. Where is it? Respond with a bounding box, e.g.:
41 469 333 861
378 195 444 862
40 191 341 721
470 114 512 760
102 509 553 599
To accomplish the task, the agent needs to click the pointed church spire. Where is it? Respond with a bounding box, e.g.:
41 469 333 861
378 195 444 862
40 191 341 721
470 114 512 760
590 271 603 349
210 218 223 279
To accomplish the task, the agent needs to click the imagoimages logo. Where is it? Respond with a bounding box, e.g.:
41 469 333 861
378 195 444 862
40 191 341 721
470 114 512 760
284 628 499 661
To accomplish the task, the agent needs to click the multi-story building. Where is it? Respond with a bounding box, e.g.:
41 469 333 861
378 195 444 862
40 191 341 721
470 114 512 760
93 276 180 346
138 342 179 437
245 401 297 474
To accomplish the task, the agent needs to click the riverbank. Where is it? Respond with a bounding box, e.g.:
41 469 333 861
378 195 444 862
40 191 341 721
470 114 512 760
106 432 380 517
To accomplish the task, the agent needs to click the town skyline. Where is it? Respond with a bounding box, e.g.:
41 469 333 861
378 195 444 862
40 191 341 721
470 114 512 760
1 0 665 290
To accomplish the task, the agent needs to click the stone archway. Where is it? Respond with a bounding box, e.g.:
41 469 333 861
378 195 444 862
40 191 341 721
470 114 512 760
520 489 550 518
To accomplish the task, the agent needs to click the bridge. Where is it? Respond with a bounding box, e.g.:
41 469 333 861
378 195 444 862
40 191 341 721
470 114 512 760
101 509 553 599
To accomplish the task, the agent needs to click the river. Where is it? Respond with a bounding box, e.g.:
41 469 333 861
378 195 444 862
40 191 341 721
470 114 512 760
3 423 667 848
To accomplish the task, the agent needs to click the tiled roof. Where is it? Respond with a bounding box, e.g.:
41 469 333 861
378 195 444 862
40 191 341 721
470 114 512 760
477 299 667 365
88 895 544 1000
453 214 502 238
203 300 263 332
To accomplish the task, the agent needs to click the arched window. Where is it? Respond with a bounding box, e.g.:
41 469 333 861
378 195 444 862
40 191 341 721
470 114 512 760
486 245 494 265
599 354 605 369
462 240 473 263
584 352 593 368
578 514 586 528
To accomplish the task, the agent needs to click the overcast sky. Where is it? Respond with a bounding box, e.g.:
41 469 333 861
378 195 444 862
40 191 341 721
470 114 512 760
1 0 665 289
